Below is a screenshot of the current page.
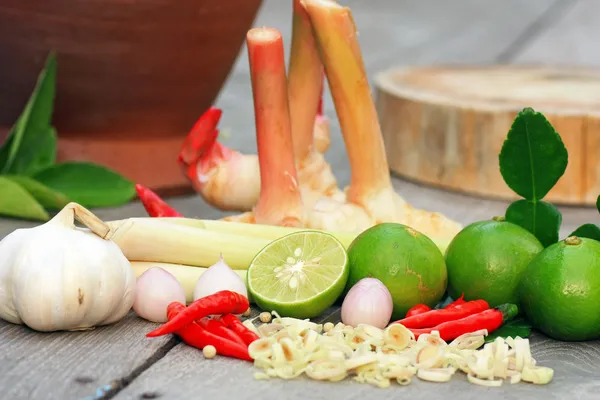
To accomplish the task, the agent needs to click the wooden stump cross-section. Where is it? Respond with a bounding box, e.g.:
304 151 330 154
375 65 600 206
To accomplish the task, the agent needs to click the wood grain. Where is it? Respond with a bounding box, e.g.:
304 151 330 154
0 313 174 400
376 65 600 206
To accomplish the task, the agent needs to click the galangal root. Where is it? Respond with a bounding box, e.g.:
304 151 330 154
159 0 462 241
178 0 339 213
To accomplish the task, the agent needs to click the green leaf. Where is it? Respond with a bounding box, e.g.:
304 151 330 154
33 162 136 207
597 195 599 215
5 175 70 210
0 52 57 174
569 224 600 242
499 108 568 201
505 199 562 247
0 177 49 221
484 318 532 343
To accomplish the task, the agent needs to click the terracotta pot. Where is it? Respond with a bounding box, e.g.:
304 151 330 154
0 0 263 195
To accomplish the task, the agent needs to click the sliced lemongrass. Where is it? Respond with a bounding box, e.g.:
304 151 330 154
417 368 454 383
467 372 503 387
396 376 412 386
254 372 271 380
521 366 554 385
507 370 522 384
468 353 494 379
243 319 262 337
383 324 413 349
248 338 273 360
417 332 445 347
449 330 488 350
258 322 284 337
415 345 445 369
344 354 378 371
305 360 347 381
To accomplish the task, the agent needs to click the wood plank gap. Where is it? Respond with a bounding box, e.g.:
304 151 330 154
495 0 578 63
86 338 179 400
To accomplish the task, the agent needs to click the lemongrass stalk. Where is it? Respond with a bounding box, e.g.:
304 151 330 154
304 0 392 201
130 261 248 304
288 0 324 160
247 27 305 227
122 217 452 254
106 218 270 269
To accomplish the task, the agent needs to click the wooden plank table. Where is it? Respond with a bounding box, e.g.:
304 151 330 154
1 0 599 399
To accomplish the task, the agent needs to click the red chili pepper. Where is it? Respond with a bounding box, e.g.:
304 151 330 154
146 290 249 337
166 303 252 361
178 106 223 165
219 314 260 346
135 184 183 218
409 304 518 341
445 293 466 309
405 304 432 318
198 317 247 347
392 300 489 329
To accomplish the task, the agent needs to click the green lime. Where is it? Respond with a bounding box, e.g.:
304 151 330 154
247 230 349 319
519 236 600 341
346 223 447 320
445 218 543 308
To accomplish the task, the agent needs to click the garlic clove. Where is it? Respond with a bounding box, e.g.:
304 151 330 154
193 253 248 301
133 267 186 323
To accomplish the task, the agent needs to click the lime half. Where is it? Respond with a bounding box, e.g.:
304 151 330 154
247 231 349 319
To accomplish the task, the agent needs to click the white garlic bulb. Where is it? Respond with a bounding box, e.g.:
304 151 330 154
0 202 136 332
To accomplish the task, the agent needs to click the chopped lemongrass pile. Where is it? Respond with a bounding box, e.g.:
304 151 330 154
246 312 554 388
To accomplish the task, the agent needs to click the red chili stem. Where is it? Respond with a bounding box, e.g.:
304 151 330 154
445 293 466 309
146 290 250 338
198 317 247 347
409 304 518 341
405 304 432 318
135 184 183 218
166 303 251 361
219 314 260 346
392 300 489 329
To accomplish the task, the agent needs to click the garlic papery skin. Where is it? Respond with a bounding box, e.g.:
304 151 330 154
0 202 136 332
193 254 248 301
341 278 393 329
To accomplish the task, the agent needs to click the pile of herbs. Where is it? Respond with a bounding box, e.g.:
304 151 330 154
0 53 135 221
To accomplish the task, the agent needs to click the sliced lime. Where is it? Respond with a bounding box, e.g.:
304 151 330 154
247 231 349 319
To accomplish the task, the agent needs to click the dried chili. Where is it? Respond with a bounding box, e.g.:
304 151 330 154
408 304 518 341
219 314 260 346
135 184 183 218
166 303 252 361
146 290 249 337
392 299 489 329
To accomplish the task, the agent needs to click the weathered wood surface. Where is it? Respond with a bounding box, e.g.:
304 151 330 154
376 65 600 205
1 0 599 399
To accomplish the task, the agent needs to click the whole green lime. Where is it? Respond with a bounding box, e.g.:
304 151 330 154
445 218 543 308
519 236 600 341
346 223 447 320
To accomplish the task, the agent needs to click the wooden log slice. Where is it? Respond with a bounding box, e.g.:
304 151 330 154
374 65 600 206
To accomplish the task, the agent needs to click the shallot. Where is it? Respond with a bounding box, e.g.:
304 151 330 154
133 267 186 323
193 254 248 301
341 278 393 329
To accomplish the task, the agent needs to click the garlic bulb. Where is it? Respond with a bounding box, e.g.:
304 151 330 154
0 202 136 332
